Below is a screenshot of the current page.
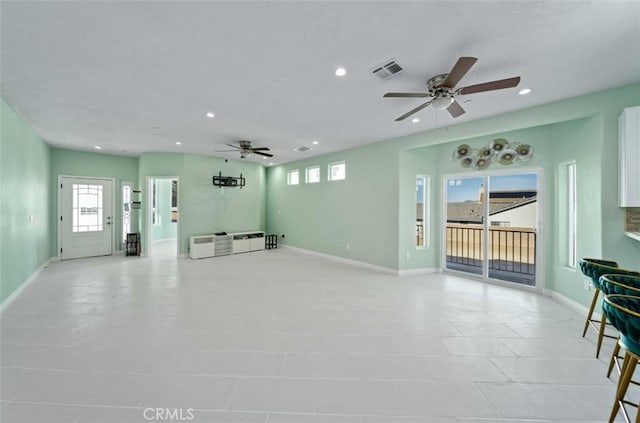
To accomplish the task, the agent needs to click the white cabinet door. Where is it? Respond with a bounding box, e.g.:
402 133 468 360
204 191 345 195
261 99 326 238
233 238 251 253
250 236 265 251
619 106 640 206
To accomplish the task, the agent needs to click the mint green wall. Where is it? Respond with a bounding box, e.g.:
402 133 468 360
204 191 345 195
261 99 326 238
49 148 139 254
138 153 265 255
151 178 177 241
1 99 51 304
266 142 400 269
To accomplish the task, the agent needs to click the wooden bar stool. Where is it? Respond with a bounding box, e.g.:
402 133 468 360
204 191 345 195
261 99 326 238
602 294 640 423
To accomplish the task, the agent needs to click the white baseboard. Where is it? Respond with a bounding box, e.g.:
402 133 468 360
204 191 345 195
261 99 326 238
543 288 593 317
398 268 441 276
281 244 399 275
0 256 56 313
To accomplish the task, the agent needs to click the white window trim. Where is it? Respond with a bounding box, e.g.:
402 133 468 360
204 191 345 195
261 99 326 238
305 166 320 184
416 175 430 249
287 169 300 186
328 160 346 182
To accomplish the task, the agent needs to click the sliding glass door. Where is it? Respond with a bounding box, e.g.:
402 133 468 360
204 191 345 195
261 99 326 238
445 171 539 287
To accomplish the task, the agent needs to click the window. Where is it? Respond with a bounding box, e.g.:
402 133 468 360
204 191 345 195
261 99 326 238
72 184 103 232
306 166 320 183
567 163 577 268
416 176 429 247
328 161 346 181
171 179 178 223
287 169 300 185
559 162 577 268
151 179 160 226
122 182 133 243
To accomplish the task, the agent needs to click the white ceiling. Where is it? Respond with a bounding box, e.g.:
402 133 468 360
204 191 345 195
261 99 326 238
1 1 639 165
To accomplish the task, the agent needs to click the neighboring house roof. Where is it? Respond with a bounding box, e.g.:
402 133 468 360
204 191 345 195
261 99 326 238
447 195 537 224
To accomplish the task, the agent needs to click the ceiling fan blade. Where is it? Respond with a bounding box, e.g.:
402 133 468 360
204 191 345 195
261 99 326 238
384 92 430 98
447 100 466 118
215 149 240 152
225 144 241 149
458 76 521 95
253 150 274 158
443 57 478 88
250 147 270 151
395 100 433 121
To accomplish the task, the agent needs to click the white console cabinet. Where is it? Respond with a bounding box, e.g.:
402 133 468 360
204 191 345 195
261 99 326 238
190 231 264 259
619 105 640 207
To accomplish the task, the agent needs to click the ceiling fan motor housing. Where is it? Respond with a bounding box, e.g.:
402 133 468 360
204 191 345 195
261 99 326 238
427 74 453 96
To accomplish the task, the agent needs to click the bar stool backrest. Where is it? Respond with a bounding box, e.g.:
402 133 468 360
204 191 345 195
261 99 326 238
600 275 640 296
603 294 640 356
579 259 640 290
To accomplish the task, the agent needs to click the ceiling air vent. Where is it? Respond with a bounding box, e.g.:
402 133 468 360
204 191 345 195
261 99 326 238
294 146 311 152
371 60 404 80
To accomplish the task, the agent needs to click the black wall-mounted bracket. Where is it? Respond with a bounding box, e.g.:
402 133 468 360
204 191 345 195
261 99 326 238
212 171 245 188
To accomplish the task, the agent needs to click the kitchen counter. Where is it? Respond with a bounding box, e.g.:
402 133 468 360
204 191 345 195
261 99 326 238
626 231 640 242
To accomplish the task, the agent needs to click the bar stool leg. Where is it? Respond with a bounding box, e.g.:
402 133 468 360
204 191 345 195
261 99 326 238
597 312 607 358
610 351 638 423
608 339 622 378
583 288 600 337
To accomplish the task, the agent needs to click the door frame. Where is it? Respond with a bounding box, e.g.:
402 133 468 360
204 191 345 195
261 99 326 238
57 175 116 259
144 176 180 258
440 167 544 292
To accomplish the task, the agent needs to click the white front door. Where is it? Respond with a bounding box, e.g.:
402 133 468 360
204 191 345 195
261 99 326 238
59 177 113 259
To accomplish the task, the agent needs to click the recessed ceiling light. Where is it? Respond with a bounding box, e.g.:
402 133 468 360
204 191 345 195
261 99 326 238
268 162 274 166
94 145 102 150
518 88 532 95
206 112 215 118
175 141 182 145
312 141 319 145
335 67 346 77
412 118 420 123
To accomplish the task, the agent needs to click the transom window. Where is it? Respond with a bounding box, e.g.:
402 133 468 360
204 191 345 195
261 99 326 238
328 161 346 181
306 166 320 183
287 169 300 185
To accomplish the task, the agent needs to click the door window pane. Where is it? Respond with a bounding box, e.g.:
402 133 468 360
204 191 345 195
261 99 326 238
487 173 537 285
72 184 103 232
122 184 132 242
445 176 484 276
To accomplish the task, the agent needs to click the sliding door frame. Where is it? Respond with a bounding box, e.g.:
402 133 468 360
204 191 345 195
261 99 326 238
441 167 544 293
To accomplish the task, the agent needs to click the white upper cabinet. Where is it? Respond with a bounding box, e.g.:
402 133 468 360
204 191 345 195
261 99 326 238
619 106 640 207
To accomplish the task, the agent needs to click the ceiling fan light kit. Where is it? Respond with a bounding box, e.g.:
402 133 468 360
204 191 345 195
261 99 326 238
383 56 521 121
431 96 455 111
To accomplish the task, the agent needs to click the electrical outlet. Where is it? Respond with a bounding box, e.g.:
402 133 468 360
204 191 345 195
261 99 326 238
406 251 411 259
584 279 591 291
346 243 350 250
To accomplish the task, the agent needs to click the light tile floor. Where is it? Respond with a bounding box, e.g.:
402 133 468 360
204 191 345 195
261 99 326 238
0 246 635 422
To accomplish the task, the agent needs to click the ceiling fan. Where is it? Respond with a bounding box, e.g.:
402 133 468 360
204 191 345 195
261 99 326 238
217 140 273 159
383 57 521 121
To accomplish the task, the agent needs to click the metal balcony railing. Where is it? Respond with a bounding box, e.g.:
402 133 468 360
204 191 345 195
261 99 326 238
445 223 536 285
